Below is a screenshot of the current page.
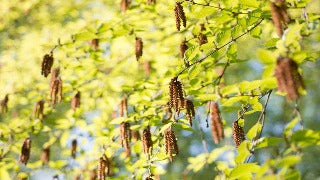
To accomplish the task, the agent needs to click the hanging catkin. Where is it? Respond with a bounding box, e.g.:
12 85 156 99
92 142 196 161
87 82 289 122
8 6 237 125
174 2 186 31
98 156 107 180
232 121 245 147
164 128 179 162
147 0 156 5
274 57 304 100
90 169 97 180
210 102 224 144
169 77 184 114
19 138 31 165
119 98 128 117
120 122 131 157
90 39 99 50
120 0 131 12
270 0 290 37
71 139 77 159
71 91 81 111
184 99 195 126
34 100 44 119
180 39 188 59
0 94 9 113
135 37 143 61
50 75 63 105
41 53 54 77
41 146 50 165
142 126 153 154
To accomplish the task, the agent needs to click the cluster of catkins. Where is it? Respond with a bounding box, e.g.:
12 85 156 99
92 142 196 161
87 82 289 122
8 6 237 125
98 155 112 180
135 37 143 61
270 0 290 37
49 67 63 105
0 94 8 113
164 128 179 162
33 100 44 119
275 57 304 100
174 2 187 31
169 77 195 126
210 102 224 144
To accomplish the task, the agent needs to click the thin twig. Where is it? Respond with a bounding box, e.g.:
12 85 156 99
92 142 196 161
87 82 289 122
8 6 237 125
177 19 264 77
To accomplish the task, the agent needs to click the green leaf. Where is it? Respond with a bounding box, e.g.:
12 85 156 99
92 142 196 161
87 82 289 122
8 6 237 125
188 65 201 80
247 122 262 140
255 137 283 149
250 26 261 38
74 31 97 41
276 155 301 167
257 49 276 64
229 163 260 179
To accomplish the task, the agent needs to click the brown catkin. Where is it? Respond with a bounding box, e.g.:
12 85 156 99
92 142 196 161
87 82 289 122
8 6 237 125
41 53 54 77
120 0 131 12
131 130 141 141
210 102 224 144
119 98 128 117
275 57 304 100
41 146 50 165
142 126 153 154
147 0 156 5
184 99 195 126
144 61 151 76
270 0 290 37
34 100 44 119
174 3 181 31
98 157 107 180
232 121 245 147
168 78 184 114
175 2 186 29
71 91 81 111
71 139 77 159
198 33 208 46
135 37 143 61
90 169 97 180
19 138 31 165
0 94 9 113
50 76 63 105
91 39 99 51
180 39 188 59
164 128 179 162
120 122 131 157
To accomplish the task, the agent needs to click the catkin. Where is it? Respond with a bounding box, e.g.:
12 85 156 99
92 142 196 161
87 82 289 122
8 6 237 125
120 0 131 12
71 91 81 111
120 122 131 157
34 100 44 119
180 39 188 59
90 169 97 180
270 0 290 37
19 138 31 165
119 98 128 117
210 102 224 144
147 0 156 5
41 53 54 77
198 33 208 46
274 57 304 100
232 121 245 147
169 78 184 114
142 126 153 154
91 39 99 50
184 99 195 126
71 139 77 159
144 61 151 76
50 75 63 105
0 94 9 113
98 157 107 180
131 130 141 141
164 128 179 162
41 146 50 165
174 2 186 31
135 37 143 61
